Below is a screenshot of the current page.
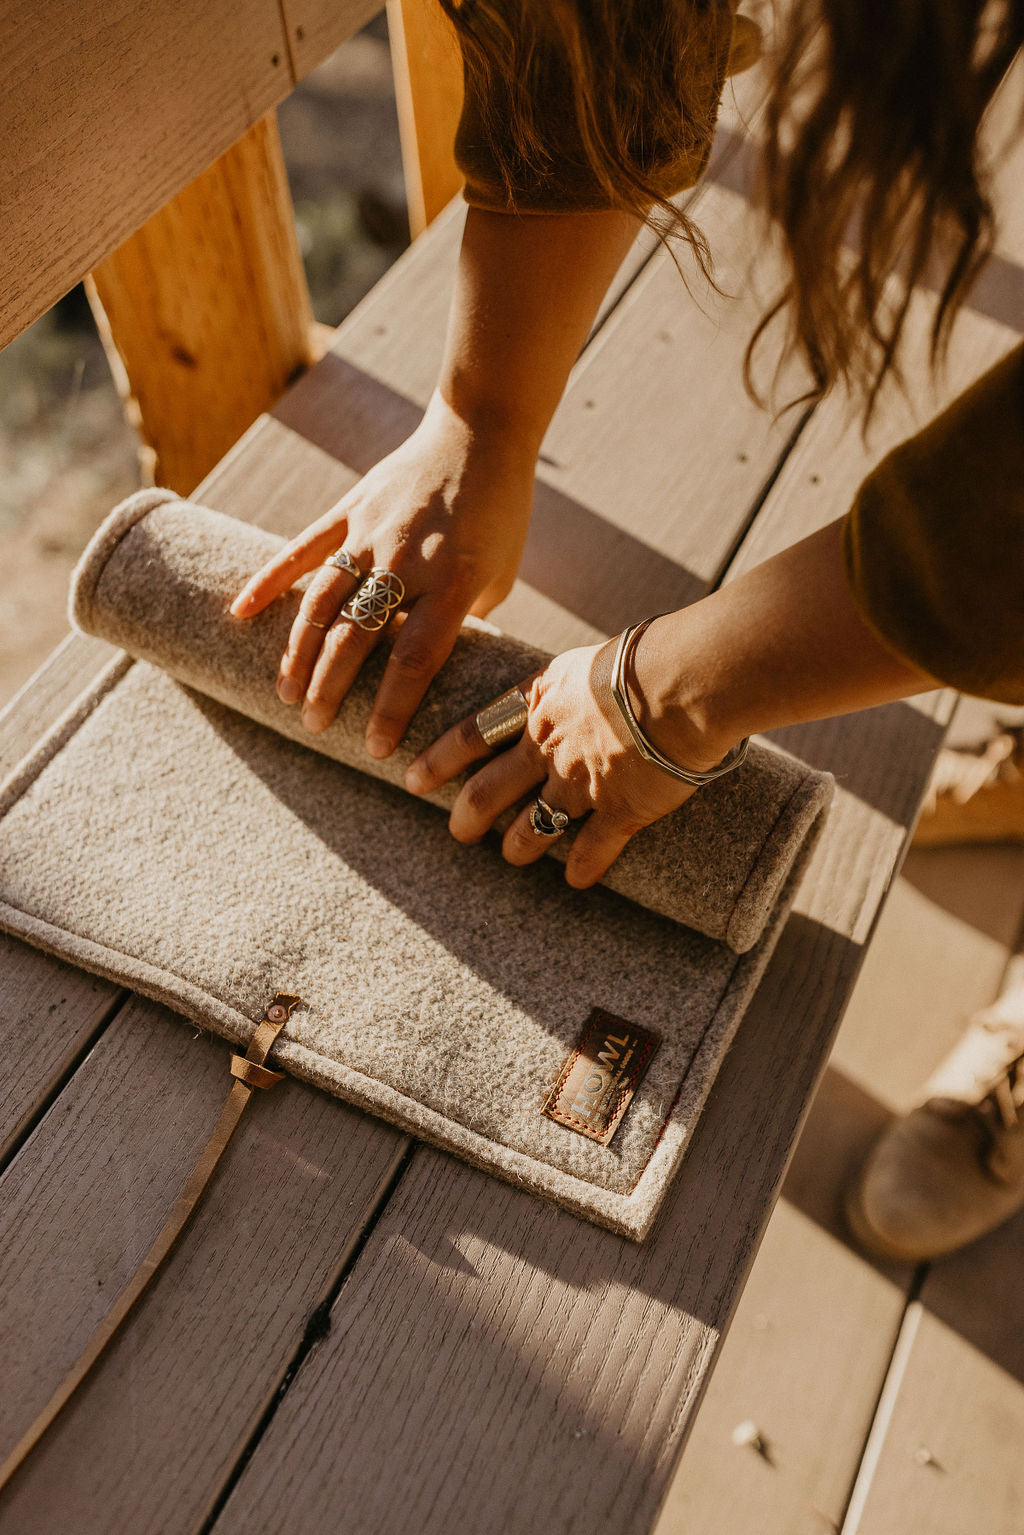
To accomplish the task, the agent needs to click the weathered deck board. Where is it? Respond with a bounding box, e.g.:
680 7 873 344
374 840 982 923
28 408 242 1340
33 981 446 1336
0 938 121 1167
203 187 966 1535
654 71 1024 1532
0 997 408 1529
0 147 796 1526
657 847 1024 1535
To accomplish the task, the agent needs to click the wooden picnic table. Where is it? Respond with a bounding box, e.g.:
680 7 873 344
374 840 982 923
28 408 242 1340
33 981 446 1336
1 28 1022 1535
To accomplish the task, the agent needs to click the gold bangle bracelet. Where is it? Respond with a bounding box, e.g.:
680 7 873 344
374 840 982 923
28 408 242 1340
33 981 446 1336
610 617 750 786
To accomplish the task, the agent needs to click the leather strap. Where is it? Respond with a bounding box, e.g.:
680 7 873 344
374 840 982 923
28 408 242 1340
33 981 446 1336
0 992 301 1492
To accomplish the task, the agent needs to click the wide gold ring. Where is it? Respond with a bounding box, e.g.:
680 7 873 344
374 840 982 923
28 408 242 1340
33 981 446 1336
340 569 406 632
475 686 529 749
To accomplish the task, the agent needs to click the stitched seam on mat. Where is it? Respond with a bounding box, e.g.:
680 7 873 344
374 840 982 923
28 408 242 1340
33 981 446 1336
625 944 745 1195
0 654 135 814
0 896 643 1219
0 652 757 1212
724 770 822 951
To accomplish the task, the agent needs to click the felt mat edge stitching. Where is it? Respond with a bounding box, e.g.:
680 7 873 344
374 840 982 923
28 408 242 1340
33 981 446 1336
0 654 825 1239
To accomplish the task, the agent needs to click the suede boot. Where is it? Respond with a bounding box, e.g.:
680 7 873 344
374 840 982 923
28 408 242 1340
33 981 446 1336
845 987 1024 1262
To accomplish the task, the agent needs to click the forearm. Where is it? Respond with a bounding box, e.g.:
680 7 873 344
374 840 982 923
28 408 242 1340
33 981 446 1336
632 516 938 772
435 206 641 450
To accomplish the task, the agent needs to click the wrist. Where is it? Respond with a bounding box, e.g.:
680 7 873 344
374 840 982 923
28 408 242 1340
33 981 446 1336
627 613 743 775
427 384 547 462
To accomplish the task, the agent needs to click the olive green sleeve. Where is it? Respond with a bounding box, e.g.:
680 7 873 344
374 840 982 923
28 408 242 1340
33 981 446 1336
453 4 759 214
843 341 1024 704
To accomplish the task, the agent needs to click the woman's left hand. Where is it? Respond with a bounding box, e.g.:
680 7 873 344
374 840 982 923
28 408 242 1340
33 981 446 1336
405 638 704 887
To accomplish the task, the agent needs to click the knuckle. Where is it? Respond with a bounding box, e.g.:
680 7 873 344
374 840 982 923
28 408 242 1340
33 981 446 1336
389 645 439 683
462 774 496 818
300 587 339 626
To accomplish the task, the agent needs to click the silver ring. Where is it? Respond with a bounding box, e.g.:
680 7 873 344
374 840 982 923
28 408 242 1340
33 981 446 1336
340 569 405 632
529 797 571 838
475 686 529 749
324 548 363 582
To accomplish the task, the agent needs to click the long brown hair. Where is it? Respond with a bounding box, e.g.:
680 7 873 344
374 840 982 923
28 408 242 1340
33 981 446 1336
441 0 1023 412
752 0 1024 413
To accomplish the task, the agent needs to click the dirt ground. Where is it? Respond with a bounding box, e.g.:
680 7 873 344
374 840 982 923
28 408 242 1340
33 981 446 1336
0 17 405 708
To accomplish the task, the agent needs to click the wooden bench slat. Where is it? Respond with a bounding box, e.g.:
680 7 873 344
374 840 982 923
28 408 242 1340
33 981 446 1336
0 144 804 1525
197 157 978 1535
0 0 376 348
0 939 122 1166
205 682 949 1535
0 997 407 1530
658 846 1024 1534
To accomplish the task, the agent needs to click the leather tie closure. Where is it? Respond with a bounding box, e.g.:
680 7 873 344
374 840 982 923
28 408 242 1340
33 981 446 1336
0 993 301 1493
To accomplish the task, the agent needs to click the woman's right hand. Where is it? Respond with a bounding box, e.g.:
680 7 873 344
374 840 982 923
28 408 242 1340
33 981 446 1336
229 390 538 759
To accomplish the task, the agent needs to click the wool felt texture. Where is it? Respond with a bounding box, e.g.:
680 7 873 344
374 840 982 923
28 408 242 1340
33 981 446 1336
0 491 833 1238
69 491 827 952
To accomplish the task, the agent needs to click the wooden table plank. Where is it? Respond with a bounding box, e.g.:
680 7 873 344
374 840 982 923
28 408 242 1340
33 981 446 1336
202 162 970 1535
0 0 378 347
0 996 407 1529
0 124 809 1530
0 937 121 1167
657 847 1024 1535
206 684 949 1535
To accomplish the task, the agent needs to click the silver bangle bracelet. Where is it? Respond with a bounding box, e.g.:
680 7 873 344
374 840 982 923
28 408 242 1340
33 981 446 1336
610 617 750 787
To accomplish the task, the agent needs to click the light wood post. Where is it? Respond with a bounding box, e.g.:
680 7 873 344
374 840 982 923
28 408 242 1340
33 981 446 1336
386 0 465 238
87 114 315 494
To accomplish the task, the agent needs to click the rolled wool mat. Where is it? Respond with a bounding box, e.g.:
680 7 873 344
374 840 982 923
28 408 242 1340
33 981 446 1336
70 490 832 954
0 489 833 1238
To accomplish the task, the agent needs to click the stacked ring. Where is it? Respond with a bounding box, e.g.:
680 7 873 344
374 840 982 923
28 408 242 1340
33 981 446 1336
529 797 571 838
341 568 406 632
324 548 362 581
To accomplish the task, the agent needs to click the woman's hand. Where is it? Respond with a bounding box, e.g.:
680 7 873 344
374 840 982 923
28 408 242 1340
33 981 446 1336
405 637 717 887
229 391 537 757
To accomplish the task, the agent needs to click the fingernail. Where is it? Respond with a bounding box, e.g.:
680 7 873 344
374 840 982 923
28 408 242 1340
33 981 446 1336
365 731 392 759
277 677 301 704
302 706 325 734
405 765 426 793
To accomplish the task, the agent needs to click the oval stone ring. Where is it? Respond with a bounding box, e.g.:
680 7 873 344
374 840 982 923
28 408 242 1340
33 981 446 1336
529 797 571 838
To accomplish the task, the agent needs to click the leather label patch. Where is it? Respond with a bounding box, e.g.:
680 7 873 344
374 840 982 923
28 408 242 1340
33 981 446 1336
543 1010 661 1145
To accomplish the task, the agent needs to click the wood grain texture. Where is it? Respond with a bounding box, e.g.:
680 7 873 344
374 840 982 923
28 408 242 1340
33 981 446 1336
658 847 1024 1535
842 1289 1024 1535
0 937 121 1166
387 0 465 236
0 0 293 347
88 114 315 494
203 126 967 1535
0 997 407 1530
284 0 384 82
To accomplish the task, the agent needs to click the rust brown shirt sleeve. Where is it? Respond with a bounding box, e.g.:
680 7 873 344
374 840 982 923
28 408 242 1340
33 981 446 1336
453 2 758 214
843 342 1024 705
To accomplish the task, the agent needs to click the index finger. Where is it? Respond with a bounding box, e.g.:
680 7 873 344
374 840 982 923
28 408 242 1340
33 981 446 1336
229 516 350 619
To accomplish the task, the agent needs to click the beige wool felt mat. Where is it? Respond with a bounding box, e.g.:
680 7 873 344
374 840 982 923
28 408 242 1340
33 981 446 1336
0 491 833 1239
